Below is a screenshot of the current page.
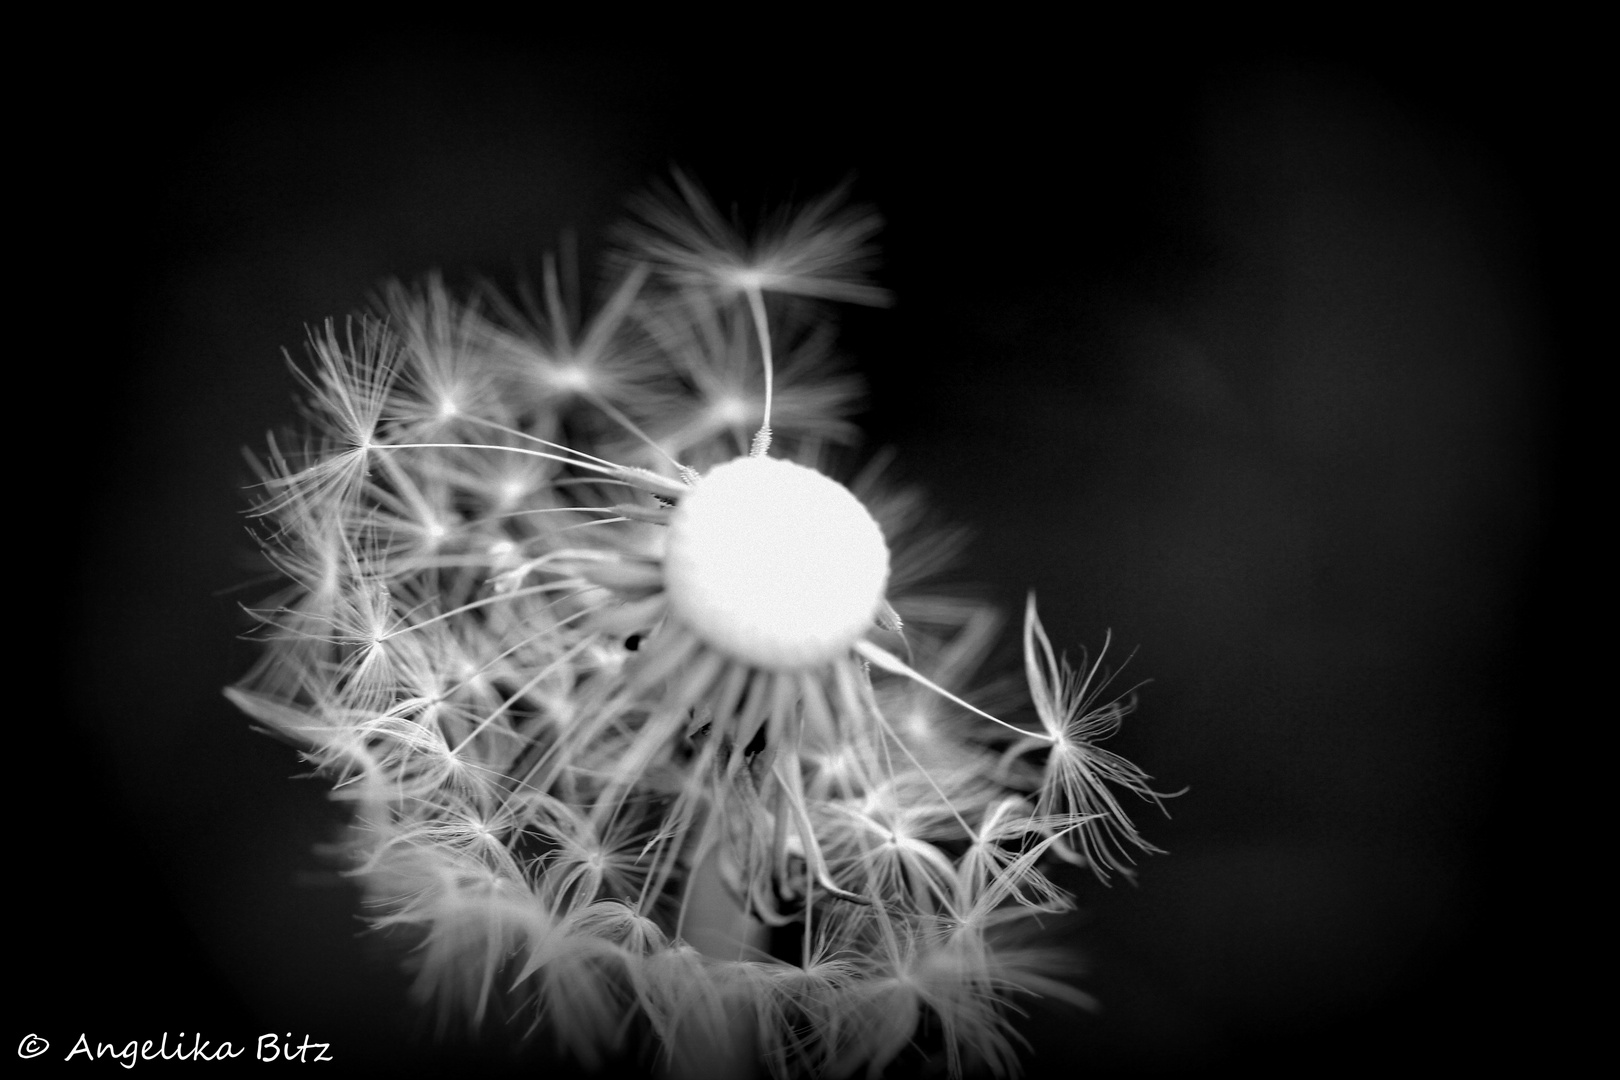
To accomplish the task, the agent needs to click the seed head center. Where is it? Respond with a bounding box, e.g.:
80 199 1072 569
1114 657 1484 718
663 456 890 671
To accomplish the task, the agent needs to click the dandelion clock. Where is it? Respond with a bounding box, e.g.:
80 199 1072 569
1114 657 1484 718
227 174 1174 1079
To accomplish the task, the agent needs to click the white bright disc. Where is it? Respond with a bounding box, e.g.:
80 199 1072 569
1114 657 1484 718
663 456 890 671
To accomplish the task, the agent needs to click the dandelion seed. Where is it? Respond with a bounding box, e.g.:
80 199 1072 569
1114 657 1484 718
619 171 893 307
229 174 1171 1078
1013 595 1179 883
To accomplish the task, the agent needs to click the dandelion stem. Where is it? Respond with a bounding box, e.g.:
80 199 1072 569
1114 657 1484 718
670 839 763 1080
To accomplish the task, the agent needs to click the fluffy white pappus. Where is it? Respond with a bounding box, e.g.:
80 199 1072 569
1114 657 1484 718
228 174 1170 1078
1014 595 1180 884
618 170 894 307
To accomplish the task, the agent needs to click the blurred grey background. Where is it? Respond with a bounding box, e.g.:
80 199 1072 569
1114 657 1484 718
47 25 1573 1078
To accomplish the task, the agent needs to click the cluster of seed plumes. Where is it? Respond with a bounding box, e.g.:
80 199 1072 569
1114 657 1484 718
228 176 1170 1079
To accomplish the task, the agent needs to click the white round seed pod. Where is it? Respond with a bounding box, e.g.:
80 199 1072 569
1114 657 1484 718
663 456 890 672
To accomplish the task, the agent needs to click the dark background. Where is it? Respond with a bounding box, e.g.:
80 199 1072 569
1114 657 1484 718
45 25 1576 1078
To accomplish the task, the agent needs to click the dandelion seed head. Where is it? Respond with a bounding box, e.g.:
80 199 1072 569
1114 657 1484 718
229 173 1171 1079
663 455 889 672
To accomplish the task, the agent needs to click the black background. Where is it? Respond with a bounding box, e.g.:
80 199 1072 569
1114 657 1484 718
44 22 1579 1079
